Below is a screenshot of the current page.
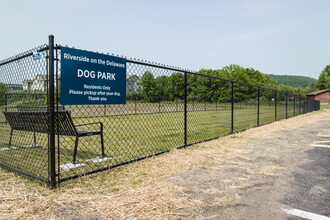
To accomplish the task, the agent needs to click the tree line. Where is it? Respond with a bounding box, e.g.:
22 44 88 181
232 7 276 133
133 65 311 103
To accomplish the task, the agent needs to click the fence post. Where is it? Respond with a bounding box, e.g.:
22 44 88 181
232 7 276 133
184 72 187 147
307 99 309 112
48 35 56 189
135 96 137 114
257 87 260 126
5 93 7 112
285 93 288 119
275 91 277 121
299 96 301 115
293 95 296 116
231 82 234 133
303 97 305 114
307 99 309 113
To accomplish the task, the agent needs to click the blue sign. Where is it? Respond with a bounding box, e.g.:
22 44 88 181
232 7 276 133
60 47 126 105
33 50 40 60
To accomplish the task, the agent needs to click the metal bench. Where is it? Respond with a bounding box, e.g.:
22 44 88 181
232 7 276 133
2 109 104 164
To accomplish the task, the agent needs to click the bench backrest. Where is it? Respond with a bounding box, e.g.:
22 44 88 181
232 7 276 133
18 106 65 112
2 110 77 136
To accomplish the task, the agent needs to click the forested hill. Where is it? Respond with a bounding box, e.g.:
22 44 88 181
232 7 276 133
268 74 316 88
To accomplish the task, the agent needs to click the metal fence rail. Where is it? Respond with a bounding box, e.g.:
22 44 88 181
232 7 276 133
0 36 320 188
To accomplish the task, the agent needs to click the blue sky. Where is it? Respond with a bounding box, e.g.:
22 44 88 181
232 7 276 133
0 0 329 79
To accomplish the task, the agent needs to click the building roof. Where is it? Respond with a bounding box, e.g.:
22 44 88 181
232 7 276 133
126 74 141 79
306 89 330 96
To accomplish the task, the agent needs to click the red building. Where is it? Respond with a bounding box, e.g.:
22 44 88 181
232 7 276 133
306 89 330 104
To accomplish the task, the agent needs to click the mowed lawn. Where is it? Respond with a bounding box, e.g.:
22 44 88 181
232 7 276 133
0 105 296 181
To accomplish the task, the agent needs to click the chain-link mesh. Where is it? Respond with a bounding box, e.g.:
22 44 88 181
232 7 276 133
259 88 275 125
233 83 258 132
276 91 286 120
0 43 321 186
0 45 50 182
186 74 232 145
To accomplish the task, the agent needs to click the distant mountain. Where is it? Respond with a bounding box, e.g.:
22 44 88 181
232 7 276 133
268 74 316 88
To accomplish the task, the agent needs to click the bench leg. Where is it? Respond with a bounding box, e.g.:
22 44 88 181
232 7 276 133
73 136 79 164
8 129 13 148
100 133 105 157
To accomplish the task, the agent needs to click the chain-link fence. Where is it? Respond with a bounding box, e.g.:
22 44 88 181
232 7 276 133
0 36 320 188
0 44 50 182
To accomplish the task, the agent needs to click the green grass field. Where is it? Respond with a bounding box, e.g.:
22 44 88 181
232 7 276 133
0 103 302 181
321 104 330 110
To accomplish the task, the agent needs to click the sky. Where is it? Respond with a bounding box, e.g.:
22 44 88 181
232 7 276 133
0 0 329 79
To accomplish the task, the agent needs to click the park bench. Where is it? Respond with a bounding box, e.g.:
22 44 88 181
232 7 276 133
2 108 105 164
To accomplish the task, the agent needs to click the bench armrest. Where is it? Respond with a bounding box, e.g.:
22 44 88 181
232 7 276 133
75 122 103 132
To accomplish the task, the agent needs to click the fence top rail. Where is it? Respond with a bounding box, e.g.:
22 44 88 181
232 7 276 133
0 45 49 67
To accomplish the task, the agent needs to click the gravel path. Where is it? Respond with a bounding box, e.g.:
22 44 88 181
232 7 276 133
167 110 330 219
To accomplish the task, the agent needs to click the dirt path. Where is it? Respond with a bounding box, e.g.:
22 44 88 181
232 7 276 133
0 109 329 219
168 112 329 219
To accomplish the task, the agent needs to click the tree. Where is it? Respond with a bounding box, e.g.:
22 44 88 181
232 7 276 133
293 88 305 96
141 71 157 102
277 84 294 94
168 72 184 100
315 65 330 90
155 75 169 100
